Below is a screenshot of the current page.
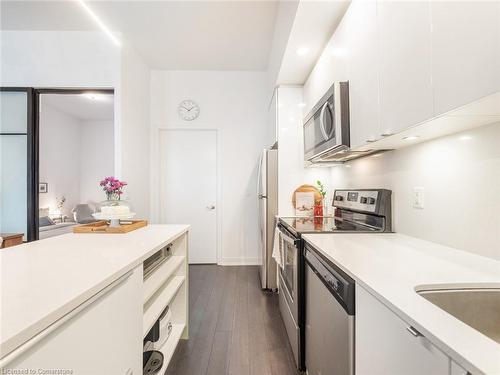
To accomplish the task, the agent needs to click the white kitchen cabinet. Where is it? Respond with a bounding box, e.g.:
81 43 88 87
267 88 278 148
302 12 350 115
347 0 380 148
4 268 143 375
356 285 450 375
431 1 500 115
329 17 350 85
377 0 433 136
303 0 500 155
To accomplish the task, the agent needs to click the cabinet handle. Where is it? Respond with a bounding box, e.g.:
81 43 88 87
406 326 423 337
380 132 393 137
366 139 377 143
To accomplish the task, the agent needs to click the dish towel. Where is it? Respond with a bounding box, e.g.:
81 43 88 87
272 225 284 270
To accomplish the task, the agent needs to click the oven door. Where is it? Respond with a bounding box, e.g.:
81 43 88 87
279 228 299 323
278 226 301 368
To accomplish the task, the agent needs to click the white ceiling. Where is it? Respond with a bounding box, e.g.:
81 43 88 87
41 94 114 122
0 0 279 71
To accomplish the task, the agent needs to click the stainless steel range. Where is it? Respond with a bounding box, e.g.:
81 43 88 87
277 189 392 372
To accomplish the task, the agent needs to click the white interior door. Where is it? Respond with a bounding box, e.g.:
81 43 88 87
159 130 217 264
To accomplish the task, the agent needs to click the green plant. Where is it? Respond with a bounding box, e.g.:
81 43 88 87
316 180 326 198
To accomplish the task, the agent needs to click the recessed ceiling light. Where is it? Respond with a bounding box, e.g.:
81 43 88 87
402 135 420 141
77 0 121 47
296 47 310 56
298 102 306 108
459 135 472 141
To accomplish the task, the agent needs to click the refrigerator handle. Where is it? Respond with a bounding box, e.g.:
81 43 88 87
257 152 262 196
257 149 266 196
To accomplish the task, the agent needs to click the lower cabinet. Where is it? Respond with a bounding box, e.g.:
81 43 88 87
4 267 143 375
356 286 450 375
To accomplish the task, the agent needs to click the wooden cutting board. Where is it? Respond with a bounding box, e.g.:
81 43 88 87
73 220 148 233
292 184 323 207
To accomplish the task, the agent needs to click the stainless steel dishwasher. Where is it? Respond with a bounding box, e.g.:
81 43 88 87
305 243 355 375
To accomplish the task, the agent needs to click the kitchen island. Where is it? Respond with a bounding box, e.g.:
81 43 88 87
1 224 189 374
303 233 500 375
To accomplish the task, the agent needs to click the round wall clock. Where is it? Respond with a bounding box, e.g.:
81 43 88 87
178 100 200 121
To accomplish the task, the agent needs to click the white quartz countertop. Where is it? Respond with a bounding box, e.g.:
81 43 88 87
302 233 500 375
0 224 189 360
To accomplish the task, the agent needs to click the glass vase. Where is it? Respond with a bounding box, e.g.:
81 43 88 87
313 203 324 217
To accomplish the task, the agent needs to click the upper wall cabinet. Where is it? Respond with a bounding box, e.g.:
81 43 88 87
431 1 500 115
302 14 350 116
303 0 500 153
348 0 380 148
377 1 433 136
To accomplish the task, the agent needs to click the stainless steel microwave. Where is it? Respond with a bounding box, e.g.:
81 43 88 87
303 82 350 162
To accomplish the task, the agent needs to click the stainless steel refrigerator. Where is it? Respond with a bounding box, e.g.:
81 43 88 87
257 148 278 290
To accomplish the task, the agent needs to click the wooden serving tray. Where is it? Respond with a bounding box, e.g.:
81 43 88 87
73 220 148 234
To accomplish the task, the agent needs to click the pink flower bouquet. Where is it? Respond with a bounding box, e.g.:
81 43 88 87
99 176 127 201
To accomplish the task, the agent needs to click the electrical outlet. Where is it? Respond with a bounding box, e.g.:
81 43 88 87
413 187 424 209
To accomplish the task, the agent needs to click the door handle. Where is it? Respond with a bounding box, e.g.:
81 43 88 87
206 205 216 210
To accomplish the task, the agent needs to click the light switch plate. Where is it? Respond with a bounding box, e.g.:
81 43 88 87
413 187 424 209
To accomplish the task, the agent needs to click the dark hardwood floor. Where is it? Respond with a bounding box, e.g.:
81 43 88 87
166 265 301 375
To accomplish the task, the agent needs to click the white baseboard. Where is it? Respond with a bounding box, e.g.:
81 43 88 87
218 257 261 266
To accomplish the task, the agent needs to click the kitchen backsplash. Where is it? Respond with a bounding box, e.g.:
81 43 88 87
329 121 500 261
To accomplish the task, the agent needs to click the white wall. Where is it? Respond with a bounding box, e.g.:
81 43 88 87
39 103 82 218
329 122 500 260
277 86 332 216
38 106 114 218
150 70 267 265
80 120 114 205
118 44 151 219
0 31 119 87
265 1 299 104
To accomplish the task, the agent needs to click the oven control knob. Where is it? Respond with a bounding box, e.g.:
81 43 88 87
360 197 368 204
335 196 343 201
368 197 376 205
